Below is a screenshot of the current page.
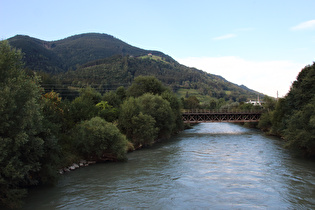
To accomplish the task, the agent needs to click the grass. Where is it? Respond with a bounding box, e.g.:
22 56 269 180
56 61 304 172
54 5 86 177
176 88 212 105
138 55 169 64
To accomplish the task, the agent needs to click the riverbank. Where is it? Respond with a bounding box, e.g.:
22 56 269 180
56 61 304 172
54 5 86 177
58 123 192 175
21 123 315 209
58 160 96 174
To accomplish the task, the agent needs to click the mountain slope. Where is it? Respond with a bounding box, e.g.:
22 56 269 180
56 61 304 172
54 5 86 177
8 33 173 73
57 54 259 102
7 33 262 102
8 35 64 72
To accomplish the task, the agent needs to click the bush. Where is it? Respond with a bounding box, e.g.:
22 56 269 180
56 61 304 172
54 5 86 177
74 117 128 161
131 112 158 147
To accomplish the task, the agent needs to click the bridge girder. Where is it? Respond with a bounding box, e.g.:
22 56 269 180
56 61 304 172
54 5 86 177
182 112 262 123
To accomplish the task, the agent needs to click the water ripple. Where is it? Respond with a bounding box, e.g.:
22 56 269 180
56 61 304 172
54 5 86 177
23 123 315 209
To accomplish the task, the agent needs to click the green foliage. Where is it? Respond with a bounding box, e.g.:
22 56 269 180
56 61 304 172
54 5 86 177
37 91 63 185
220 102 240 111
119 89 182 146
0 41 45 208
258 111 273 132
73 117 128 161
208 98 218 109
8 33 172 73
270 98 288 136
131 113 158 147
96 101 119 122
68 87 101 123
161 91 184 132
0 41 186 208
127 76 167 97
118 97 140 140
284 101 315 156
137 93 175 139
263 96 276 111
116 86 127 102
8 33 261 105
183 96 200 109
102 86 127 108
65 55 259 103
259 62 315 157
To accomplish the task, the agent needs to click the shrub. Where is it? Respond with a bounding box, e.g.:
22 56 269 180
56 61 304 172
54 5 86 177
74 117 128 161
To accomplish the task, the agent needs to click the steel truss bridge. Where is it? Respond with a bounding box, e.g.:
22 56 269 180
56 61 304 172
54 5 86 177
182 110 262 123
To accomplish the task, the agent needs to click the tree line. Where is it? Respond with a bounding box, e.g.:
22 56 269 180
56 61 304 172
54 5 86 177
0 41 183 208
257 62 315 158
57 54 259 103
2 39 313 208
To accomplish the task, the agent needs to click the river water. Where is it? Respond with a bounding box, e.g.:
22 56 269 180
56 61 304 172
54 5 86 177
23 123 315 209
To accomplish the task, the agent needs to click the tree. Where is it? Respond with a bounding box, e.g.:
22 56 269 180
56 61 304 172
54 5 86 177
209 98 217 109
284 99 315 157
102 90 121 108
116 86 126 101
258 111 273 132
127 76 166 97
262 96 276 112
73 117 128 161
264 62 315 157
0 41 45 208
96 101 119 122
137 93 175 138
184 96 200 109
37 91 63 185
161 90 184 132
118 97 140 140
68 87 101 124
119 92 177 144
131 113 158 147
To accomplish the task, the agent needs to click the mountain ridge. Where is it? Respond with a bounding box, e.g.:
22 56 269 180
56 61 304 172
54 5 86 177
7 33 262 102
8 33 174 73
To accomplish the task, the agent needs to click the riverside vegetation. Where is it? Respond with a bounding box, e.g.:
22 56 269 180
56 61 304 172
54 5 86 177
257 62 315 158
1 34 314 208
0 41 184 208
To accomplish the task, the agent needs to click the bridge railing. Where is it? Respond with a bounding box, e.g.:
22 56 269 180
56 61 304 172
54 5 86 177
182 109 263 114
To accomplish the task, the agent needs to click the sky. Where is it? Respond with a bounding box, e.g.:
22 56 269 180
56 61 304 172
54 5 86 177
1 0 315 98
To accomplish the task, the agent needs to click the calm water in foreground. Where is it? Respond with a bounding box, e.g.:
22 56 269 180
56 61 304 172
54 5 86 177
23 123 315 209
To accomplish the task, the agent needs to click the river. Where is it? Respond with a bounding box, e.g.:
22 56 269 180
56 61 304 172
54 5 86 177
23 123 315 209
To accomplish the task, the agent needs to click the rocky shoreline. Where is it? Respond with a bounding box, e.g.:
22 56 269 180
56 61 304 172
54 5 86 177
58 160 97 174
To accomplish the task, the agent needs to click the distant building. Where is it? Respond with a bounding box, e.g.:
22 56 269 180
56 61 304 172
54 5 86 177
148 53 152 56
246 95 263 105
246 100 262 105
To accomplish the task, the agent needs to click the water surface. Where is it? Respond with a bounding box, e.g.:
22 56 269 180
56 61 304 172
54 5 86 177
24 123 315 209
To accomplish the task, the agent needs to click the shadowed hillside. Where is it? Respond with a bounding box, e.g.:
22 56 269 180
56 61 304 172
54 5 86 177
8 33 262 102
8 33 173 73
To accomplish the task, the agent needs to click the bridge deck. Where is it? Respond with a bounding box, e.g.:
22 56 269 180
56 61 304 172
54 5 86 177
182 110 262 123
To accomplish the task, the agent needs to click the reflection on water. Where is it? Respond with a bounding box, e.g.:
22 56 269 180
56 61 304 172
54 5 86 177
23 123 315 209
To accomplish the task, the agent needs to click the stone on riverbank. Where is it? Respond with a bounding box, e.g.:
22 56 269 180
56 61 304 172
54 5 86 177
59 160 97 174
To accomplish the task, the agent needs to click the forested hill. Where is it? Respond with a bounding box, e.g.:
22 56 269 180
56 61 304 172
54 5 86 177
57 54 259 101
8 33 173 74
7 33 261 102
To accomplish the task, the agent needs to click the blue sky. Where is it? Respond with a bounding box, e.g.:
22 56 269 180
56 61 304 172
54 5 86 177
1 0 315 97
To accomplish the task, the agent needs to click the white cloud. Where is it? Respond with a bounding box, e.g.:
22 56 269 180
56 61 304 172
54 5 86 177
212 33 236 40
291 20 315 30
176 56 305 98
